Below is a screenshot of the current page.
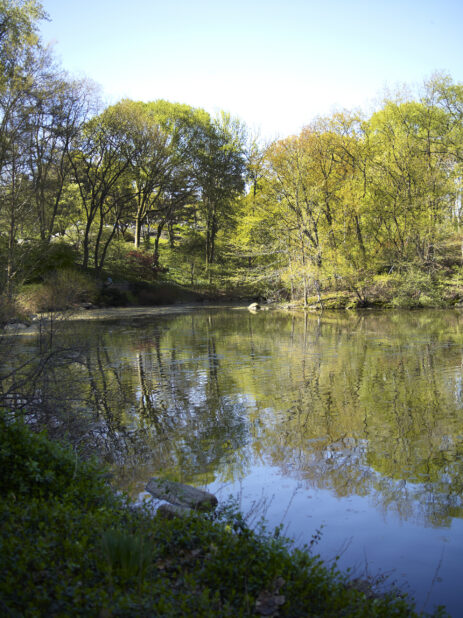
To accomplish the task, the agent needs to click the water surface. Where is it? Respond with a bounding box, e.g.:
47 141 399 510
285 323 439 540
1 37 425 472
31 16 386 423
11 308 463 615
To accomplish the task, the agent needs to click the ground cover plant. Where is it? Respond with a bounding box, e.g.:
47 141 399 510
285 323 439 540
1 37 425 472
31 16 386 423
0 418 446 616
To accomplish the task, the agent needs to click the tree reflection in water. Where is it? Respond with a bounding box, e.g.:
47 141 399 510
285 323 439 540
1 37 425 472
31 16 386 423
3 308 463 528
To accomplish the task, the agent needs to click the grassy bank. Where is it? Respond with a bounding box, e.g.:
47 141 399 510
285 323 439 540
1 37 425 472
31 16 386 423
0 419 445 617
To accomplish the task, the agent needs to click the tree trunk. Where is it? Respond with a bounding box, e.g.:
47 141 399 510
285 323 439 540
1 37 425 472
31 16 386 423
93 213 105 271
190 261 195 286
6 150 17 298
153 222 165 263
134 213 142 248
81 218 93 269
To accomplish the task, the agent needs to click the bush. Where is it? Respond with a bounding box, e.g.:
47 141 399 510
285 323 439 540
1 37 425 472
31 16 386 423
16 269 99 313
127 250 168 281
96 285 129 307
21 241 79 283
390 268 441 308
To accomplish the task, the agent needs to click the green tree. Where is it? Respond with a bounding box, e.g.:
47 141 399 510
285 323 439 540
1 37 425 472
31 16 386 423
69 104 138 271
27 69 94 242
104 100 172 250
136 100 202 261
0 0 48 294
366 99 454 268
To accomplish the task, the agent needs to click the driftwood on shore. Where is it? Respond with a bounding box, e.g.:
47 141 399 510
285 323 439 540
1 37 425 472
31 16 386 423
156 503 193 519
146 478 218 514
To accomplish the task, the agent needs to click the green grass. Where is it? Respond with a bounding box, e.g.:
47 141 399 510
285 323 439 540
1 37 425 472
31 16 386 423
0 417 446 617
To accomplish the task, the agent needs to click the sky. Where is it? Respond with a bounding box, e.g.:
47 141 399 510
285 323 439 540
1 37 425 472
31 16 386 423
38 0 463 140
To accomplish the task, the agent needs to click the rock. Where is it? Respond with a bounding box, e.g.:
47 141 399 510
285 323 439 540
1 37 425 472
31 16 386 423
255 577 286 616
146 478 218 512
4 322 28 332
248 302 260 311
156 503 193 519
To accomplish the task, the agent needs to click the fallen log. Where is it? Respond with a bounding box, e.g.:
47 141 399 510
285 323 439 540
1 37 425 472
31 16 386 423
156 503 193 519
146 478 218 512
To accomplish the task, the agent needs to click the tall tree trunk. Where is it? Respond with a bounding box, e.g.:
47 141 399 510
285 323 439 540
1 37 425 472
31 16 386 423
93 213 105 271
6 150 17 298
355 215 366 261
134 213 142 248
153 222 165 263
81 219 93 269
98 222 119 273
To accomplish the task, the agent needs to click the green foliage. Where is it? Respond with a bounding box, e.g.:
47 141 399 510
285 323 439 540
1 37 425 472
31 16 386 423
390 268 442 308
16 268 98 312
101 529 152 581
0 419 432 616
0 0 46 78
1 0 463 309
0 294 23 324
100 239 134 279
21 241 79 283
0 417 114 503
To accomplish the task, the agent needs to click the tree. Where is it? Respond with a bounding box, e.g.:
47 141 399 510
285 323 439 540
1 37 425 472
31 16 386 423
69 104 138 271
196 112 247 269
0 0 45 80
366 99 454 268
140 101 209 263
0 0 48 294
26 66 95 242
126 100 199 257
102 101 172 250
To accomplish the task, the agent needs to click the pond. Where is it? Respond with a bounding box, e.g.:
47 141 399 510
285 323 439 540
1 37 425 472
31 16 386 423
8 307 463 615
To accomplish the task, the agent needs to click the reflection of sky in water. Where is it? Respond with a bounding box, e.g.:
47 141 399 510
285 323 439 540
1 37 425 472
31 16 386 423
207 463 463 616
15 308 463 616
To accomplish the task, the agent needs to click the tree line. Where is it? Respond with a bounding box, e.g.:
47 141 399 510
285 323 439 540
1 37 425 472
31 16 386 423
1 0 463 307
237 82 463 305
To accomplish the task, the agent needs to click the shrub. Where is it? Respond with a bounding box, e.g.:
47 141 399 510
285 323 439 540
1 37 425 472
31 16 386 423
127 250 167 281
17 269 98 312
101 529 152 581
390 268 441 308
21 241 79 283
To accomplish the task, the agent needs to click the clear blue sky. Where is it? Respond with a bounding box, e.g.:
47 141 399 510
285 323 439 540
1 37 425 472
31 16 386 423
38 0 463 139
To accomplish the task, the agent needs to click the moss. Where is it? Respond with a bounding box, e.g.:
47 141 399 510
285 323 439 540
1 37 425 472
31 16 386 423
0 419 445 616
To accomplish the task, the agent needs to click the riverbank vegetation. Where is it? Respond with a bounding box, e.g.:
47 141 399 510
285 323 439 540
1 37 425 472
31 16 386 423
1 1 463 322
1 417 444 616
